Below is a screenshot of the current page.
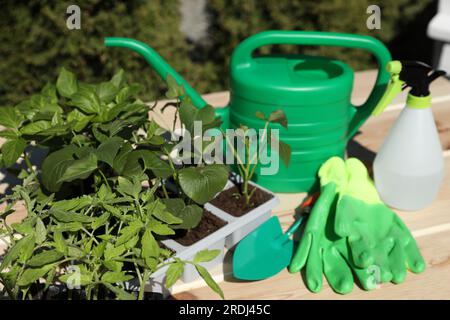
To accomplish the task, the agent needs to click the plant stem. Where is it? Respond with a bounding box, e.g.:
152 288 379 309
161 183 169 199
98 169 112 193
81 227 99 245
138 270 150 300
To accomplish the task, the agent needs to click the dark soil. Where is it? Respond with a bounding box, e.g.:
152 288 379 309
209 185 273 217
174 210 227 246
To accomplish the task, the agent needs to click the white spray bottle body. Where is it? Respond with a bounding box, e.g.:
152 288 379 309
373 106 444 211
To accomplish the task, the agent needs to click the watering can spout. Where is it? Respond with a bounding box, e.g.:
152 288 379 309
104 37 208 109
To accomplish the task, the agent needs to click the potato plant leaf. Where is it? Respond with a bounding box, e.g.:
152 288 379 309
56 67 78 98
1 138 26 167
178 164 228 204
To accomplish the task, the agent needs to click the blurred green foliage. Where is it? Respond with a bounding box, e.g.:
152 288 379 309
206 0 437 86
0 0 436 106
0 0 218 106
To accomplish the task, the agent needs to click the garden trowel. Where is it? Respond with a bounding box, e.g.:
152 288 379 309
232 195 316 280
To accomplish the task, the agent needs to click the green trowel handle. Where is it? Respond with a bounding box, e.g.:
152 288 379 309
285 216 305 238
231 31 392 139
104 37 208 109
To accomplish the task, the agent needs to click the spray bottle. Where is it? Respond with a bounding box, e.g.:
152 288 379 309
372 60 446 211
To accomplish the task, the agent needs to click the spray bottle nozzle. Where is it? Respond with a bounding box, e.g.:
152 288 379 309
399 61 446 96
372 60 446 116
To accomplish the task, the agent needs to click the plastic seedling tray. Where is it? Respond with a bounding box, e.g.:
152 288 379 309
140 180 279 293
205 180 279 248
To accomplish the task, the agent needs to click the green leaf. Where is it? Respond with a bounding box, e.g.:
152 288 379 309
165 75 185 99
0 129 19 139
20 120 52 135
56 67 78 98
147 200 182 225
122 150 173 180
1 138 26 167
161 199 203 230
194 249 221 263
148 219 175 235
124 235 140 250
178 164 228 204
67 109 94 132
104 243 127 261
144 257 158 271
268 109 288 128
52 196 93 211
41 83 58 104
165 262 184 288
0 106 23 128
53 231 67 254
52 222 83 232
0 235 35 271
112 142 133 175
57 153 97 184
67 246 85 258
59 266 93 286
103 283 136 300
110 69 125 89
69 85 102 114
101 271 133 284
103 260 123 272
17 264 55 287
49 209 94 223
115 84 142 104
97 82 118 103
11 219 35 235
179 99 215 133
161 198 185 215
141 229 159 258
41 145 78 192
115 223 142 246
91 212 110 230
195 264 224 299
35 218 47 245
27 250 63 267
174 205 203 230
96 136 123 167
92 241 107 259
18 235 36 264
117 176 141 199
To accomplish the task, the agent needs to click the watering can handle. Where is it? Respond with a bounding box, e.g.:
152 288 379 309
104 37 208 109
231 31 392 139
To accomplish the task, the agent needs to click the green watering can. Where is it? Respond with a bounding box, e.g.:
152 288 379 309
105 31 391 193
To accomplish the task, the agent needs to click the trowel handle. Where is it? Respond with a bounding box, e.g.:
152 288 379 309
231 31 392 139
104 37 208 109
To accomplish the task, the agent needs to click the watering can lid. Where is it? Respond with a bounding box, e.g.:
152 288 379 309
230 55 354 106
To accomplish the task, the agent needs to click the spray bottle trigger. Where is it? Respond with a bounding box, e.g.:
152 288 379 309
372 61 405 116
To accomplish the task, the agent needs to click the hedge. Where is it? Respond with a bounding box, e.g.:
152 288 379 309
0 0 218 106
0 0 436 106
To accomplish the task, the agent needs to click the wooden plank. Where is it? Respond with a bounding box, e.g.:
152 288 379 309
179 230 450 300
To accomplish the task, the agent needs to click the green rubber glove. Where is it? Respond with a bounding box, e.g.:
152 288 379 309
289 157 378 294
335 158 426 285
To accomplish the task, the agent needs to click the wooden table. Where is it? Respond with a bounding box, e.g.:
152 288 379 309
172 70 450 300
1 70 450 300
